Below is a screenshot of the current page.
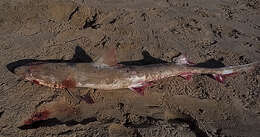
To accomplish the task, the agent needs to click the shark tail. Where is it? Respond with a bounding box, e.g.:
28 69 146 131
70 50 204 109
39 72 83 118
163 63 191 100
176 55 259 83
212 62 259 83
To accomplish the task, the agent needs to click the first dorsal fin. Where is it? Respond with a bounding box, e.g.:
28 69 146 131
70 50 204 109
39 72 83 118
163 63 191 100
94 47 118 67
175 55 194 65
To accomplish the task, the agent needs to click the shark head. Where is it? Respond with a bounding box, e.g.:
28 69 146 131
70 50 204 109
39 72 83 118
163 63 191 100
13 62 66 88
14 62 43 80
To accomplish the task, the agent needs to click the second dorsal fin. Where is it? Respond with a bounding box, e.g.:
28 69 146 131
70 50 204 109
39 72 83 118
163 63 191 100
94 47 118 67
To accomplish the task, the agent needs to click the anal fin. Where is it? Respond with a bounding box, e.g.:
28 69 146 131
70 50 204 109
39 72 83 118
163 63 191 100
129 82 154 96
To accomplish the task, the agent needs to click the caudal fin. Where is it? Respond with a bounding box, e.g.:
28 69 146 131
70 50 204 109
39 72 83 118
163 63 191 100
212 62 259 83
175 54 259 83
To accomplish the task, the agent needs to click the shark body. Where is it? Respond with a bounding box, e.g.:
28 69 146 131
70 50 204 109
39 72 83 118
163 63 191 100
14 49 259 95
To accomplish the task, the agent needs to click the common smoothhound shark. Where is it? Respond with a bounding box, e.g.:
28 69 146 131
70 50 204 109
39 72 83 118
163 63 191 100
12 48 259 126
14 48 259 96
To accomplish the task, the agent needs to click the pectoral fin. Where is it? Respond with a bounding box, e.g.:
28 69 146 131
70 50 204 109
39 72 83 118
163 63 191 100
129 86 146 96
81 93 94 104
65 88 94 104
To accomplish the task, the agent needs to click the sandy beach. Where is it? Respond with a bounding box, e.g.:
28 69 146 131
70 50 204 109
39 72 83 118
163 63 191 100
0 0 259 136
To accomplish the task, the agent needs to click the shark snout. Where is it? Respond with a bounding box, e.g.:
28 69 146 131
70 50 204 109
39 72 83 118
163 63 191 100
13 66 30 78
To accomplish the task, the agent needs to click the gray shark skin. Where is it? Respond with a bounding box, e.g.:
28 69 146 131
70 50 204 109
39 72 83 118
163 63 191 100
14 48 259 95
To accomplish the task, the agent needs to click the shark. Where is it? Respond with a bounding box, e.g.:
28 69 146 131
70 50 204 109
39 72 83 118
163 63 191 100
14 48 259 96
11 48 259 127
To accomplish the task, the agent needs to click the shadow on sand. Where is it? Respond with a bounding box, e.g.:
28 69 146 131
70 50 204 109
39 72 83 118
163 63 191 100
6 46 225 74
18 117 97 130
